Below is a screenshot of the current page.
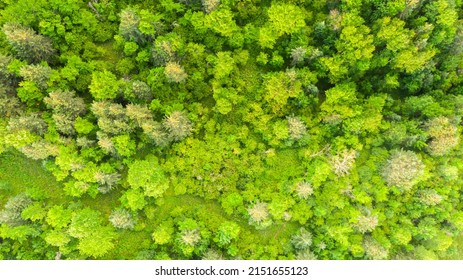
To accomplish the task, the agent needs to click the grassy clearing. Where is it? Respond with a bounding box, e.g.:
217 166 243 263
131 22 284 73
0 150 66 207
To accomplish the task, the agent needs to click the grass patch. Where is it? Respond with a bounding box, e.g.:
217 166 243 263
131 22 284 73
0 150 66 207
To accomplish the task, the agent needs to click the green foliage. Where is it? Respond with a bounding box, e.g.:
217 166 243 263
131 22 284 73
424 117 460 156
46 205 72 229
1 0 463 261
2 23 55 63
77 226 116 258
214 221 240 248
120 189 146 212
68 208 103 239
127 156 169 198
0 194 32 226
89 70 120 100
259 3 306 49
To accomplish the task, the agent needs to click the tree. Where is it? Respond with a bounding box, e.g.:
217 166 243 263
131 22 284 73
291 228 313 250
363 236 388 260
141 119 171 147
125 104 153 127
259 3 306 49
119 8 144 42
290 47 307 66
19 64 52 89
164 62 187 83
202 0 220 14
247 202 272 229
46 205 73 229
424 117 459 156
202 249 224 260
91 101 133 135
0 194 32 227
7 113 47 136
94 171 121 194
44 90 86 135
0 89 23 118
221 193 243 215
152 220 174 245
109 209 134 230
68 208 103 239
120 188 146 212
214 221 240 247
320 83 361 125
127 156 169 198
162 111 193 141
125 80 153 103
89 70 120 100
21 140 59 160
77 226 116 258
293 181 314 199
287 116 307 141
2 23 55 63
263 71 303 113
112 134 136 157
381 150 425 190
418 189 442 206
354 215 378 233
203 8 239 38
329 150 357 177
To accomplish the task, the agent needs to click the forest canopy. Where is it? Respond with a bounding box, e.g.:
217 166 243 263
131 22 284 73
1 0 463 260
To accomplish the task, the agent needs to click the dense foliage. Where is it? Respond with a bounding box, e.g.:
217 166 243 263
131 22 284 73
1 0 463 260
